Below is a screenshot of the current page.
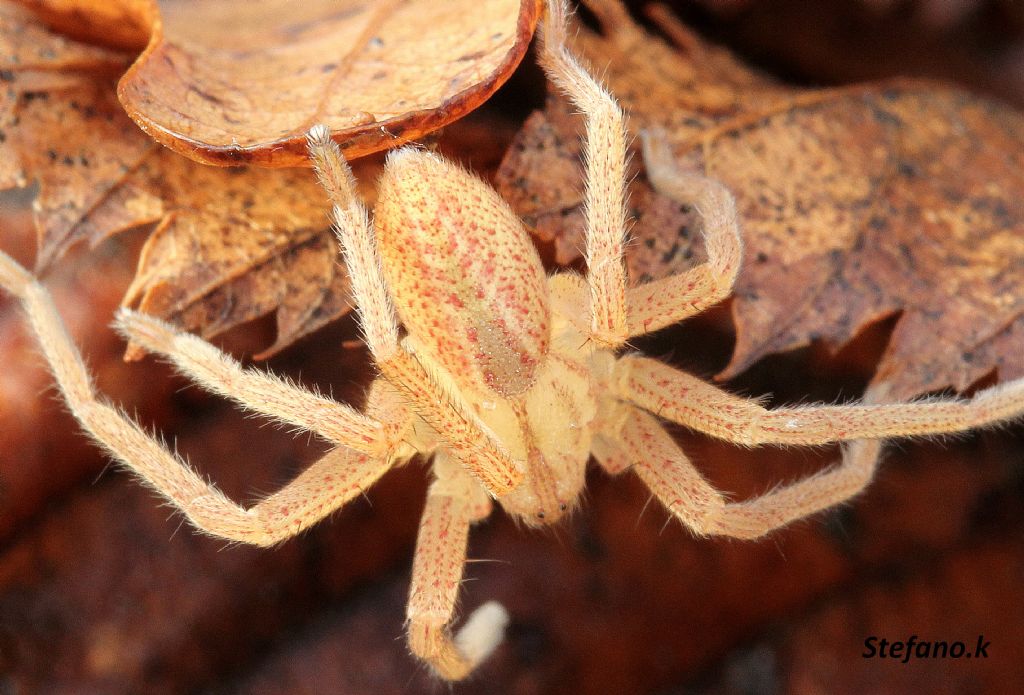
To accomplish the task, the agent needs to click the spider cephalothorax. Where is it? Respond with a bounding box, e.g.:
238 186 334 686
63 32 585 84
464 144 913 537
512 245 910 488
2 0 1023 681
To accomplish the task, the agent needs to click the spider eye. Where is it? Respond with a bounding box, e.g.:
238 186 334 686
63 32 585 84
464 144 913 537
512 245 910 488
559 503 567 512
536 511 546 520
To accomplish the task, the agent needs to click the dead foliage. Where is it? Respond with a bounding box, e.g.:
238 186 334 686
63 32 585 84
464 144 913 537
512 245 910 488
119 0 541 166
13 0 540 166
497 0 1024 400
1 1 1023 693
2 0 532 355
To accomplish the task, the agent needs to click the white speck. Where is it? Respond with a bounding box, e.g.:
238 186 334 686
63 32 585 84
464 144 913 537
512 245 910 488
455 601 509 665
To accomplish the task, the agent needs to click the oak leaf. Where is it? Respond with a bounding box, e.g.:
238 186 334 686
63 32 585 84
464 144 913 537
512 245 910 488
496 0 1024 400
16 0 541 166
1 5 357 353
118 0 542 166
3 0 540 353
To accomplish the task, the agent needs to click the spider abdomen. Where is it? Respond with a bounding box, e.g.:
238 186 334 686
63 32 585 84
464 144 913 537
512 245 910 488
374 148 550 398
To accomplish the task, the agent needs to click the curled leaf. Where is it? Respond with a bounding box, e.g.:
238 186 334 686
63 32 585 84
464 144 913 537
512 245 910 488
1 9 359 353
117 0 542 166
0 4 150 264
118 148 381 358
4 4 526 357
11 0 153 51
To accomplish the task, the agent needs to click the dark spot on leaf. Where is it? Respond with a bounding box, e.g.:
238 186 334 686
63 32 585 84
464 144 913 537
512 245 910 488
897 161 918 178
872 106 903 127
192 86 224 106
898 243 915 269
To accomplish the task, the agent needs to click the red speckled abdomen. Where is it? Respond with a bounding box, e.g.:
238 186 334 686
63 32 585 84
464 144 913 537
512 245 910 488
374 148 550 397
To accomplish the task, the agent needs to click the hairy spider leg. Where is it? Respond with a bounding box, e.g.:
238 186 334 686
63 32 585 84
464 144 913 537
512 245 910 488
538 0 630 347
0 250 396 546
306 125 522 497
626 132 742 337
117 309 401 456
559 66 1024 543
603 402 885 539
616 354 1024 446
406 452 507 680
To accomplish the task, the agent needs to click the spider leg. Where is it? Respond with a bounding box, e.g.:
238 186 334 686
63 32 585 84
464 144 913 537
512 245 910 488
538 0 630 348
591 430 633 475
615 354 1024 446
407 456 508 680
305 126 522 496
0 250 393 546
117 309 402 456
625 133 742 338
187 445 392 546
607 402 884 539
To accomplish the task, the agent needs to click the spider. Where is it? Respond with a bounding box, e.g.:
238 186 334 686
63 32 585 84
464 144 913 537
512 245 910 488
2 0 1023 681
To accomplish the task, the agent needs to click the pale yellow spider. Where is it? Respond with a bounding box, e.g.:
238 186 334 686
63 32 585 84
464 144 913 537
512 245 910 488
2 0 1024 681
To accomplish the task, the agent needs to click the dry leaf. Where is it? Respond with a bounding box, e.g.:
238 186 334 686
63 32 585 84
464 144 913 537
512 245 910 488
116 148 367 358
10 0 153 51
0 4 136 189
14 0 540 166
3 0 539 354
4 4 1024 692
1 6 356 353
496 0 1024 400
117 0 542 166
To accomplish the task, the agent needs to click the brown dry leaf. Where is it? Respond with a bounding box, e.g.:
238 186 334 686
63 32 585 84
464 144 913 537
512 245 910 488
0 4 137 192
11 0 153 51
496 0 1024 400
117 148 370 359
15 0 540 166
1 5 358 354
117 0 542 166
3 0 541 354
